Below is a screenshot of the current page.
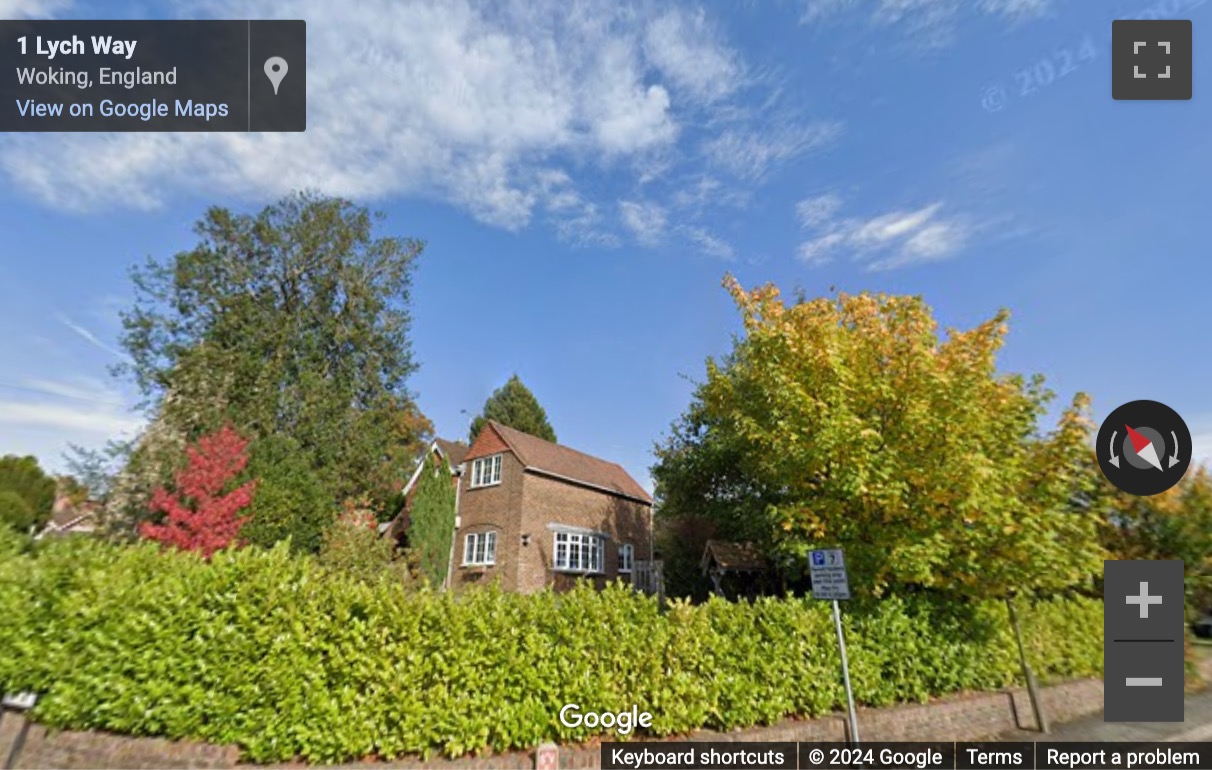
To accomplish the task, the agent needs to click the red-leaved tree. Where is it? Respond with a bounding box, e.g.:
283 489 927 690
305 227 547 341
139 425 257 557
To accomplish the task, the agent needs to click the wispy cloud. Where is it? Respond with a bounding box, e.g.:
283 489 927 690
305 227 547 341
0 375 142 470
795 192 845 228
796 192 972 270
801 0 860 23
977 0 1051 22
678 225 735 260
704 120 843 181
0 399 141 435
19 378 124 405
801 0 1051 47
56 313 126 359
619 200 669 247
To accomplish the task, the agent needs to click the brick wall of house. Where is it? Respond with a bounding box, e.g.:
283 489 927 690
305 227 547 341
452 448 526 592
516 472 652 594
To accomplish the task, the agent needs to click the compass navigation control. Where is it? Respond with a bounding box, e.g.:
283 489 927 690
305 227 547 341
1096 400 1191 496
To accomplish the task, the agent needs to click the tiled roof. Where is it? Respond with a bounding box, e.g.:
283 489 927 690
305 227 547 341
482 421 653 504
50 499 99 528
434 438 469 470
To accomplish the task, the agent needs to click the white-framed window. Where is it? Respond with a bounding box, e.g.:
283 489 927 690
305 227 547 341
553 531 605 573
618 543 634 574
463 531 497 566
470 454 502 487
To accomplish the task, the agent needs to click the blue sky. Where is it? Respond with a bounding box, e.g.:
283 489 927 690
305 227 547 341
2 0 1210 492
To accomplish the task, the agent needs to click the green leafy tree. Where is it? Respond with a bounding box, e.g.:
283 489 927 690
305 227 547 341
653 276 1102 598
0 490 36 534
407 453 458 587
115 192 432 511
469 375 556 443
240 435 334 555
0 455 56 534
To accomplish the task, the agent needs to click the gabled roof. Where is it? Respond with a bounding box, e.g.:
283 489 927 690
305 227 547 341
701 540 768 572
475 421 653 505
396 438 468 509
434 438 469 470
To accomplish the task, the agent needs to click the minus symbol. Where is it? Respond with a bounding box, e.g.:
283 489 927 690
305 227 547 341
1126 678 1163 687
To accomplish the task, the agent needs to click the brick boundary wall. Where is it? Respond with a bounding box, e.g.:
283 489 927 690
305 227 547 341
1 659 1209 770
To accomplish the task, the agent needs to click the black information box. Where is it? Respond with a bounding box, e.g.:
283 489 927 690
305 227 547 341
0 20 305 131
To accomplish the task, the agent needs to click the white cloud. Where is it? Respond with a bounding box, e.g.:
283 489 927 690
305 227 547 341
704 120 843 181
795 193 971 270
0 0 748 232
644 8 743 103
619 200 668 246
2 1 845 257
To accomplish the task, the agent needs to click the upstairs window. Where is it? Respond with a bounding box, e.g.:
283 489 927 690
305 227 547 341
471 454 502 487
463 531 497 566
553 531 604 574
618 543 634 574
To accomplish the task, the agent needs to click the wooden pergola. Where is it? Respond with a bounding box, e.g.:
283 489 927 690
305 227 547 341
700 539 771 599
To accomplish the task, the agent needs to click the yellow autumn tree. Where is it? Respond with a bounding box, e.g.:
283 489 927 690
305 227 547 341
654 275 1103 598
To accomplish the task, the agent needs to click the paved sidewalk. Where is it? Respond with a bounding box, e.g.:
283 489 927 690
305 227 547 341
1001 689 1212 742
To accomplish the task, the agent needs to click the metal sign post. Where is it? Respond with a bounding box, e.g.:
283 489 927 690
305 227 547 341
831 599 860 746
809 549 859 746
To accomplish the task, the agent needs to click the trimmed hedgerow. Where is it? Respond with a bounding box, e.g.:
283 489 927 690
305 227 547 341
0 531 1102 764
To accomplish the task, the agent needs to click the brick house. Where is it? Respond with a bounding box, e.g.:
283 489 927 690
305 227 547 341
450 421 656 594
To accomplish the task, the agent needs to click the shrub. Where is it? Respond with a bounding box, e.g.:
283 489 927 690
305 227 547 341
317 507 416 587
0 538 1104 764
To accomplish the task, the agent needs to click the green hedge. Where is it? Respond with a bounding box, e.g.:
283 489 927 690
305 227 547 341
0 531 1103 764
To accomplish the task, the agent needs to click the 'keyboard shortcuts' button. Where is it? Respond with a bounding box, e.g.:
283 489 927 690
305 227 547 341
1104 560 1184 722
